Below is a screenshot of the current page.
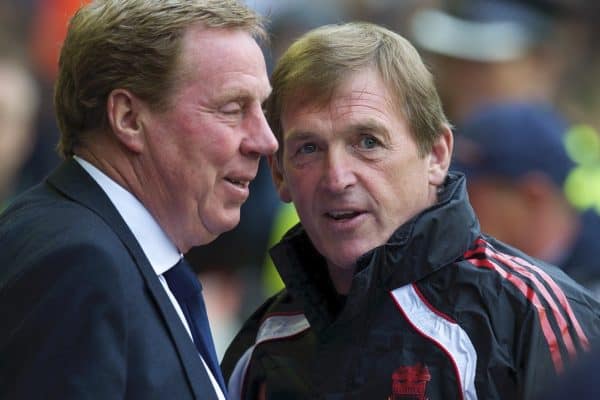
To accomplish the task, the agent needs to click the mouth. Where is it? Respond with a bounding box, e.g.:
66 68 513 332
325 209 364 221
225 177 251 189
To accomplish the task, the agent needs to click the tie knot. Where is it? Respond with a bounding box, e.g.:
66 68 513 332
163 258 202 299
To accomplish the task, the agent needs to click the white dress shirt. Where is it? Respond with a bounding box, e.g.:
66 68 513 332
75 156 225 400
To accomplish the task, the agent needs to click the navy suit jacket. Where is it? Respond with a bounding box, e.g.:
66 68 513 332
0 159 222 399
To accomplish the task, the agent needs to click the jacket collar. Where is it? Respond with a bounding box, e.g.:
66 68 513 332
74 156 180 275
46 159 220 400
270 173 480 333
371 172 480 289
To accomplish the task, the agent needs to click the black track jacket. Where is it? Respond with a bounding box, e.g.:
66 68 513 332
222 173 600 400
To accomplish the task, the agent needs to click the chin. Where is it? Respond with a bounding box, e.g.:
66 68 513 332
196 212 240 242
215 214 241 234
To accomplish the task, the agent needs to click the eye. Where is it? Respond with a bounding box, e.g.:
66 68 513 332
298 143 317 154
221 102 243 115
359 135 380 149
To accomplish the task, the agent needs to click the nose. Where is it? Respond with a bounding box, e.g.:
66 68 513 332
321 147 356 193
240 105 278 157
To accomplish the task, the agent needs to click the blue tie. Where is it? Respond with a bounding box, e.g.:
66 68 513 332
163 258 227 392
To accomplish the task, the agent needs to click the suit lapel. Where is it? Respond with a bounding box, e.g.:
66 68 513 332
47 159 219 400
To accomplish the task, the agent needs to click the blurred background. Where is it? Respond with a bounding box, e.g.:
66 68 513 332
2 0 599 360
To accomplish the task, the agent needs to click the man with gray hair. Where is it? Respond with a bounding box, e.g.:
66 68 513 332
0 1 277 399
222 22 600 399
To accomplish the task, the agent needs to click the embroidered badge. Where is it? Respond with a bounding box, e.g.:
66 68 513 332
387 363 431 400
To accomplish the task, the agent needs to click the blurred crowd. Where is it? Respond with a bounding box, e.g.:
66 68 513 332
2 0 600 360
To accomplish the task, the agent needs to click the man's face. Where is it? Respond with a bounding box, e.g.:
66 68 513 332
141 27 277 251
276 67 448 279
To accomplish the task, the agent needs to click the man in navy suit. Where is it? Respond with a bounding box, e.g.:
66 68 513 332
0 0 277 398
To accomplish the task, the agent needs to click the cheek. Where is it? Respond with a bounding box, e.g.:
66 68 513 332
178 124 234 168
285 164 316 191
285 176 316 213
374 168 430 218
288 183 311 208
371 163 415 196
197 142 228 167
203 127 241 163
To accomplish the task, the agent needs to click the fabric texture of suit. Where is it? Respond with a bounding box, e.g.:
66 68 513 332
0 159 220 399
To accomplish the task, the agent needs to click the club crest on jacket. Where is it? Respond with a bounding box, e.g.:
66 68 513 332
388 363 431 400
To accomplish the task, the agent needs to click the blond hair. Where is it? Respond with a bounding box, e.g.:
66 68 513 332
266 22 448 161
55 0 265 158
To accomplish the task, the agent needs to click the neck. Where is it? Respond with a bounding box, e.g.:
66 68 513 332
327 261 355 295
75 139 189 253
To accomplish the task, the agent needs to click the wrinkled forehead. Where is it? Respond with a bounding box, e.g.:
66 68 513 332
280 85 335 118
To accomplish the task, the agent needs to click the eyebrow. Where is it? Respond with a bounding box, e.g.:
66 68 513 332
284 118 392 142
284 130 317 144
346 119 386 133
342 119 392 143
218 85 272 103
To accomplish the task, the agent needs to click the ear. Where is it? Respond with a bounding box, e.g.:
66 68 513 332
428 124 454 186
106 88 144 153
268 153 292 203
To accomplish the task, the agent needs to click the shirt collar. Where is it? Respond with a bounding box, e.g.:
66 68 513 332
74 156 181 275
